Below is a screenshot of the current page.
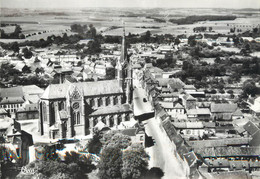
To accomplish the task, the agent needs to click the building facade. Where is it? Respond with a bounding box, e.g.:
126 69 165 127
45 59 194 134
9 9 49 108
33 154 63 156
39 30 133 139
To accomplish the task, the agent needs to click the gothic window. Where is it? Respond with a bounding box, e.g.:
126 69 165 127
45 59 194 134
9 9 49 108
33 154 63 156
50 102 55 124
125 114 130 121
90 98 94 107
98 98 103 107
93 118 98 126
42 102 47 122
73 112 76 125
109 116 114 127
105 97 110 106
76 112 80 125
101 116 106 124
118 114 122 125
59 101 65 110
114 96 118 105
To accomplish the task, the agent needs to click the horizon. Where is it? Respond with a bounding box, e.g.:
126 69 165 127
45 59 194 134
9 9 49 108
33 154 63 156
1 0 260 9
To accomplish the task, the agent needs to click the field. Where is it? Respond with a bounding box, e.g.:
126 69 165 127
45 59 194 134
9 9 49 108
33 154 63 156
0 7 260 41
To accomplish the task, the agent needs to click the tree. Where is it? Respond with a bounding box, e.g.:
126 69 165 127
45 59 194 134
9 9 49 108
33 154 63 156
98 146 123 179
10 42 20 53
242 80 257 97
174 38 181 46
121 144 149 179
87 132 102 155
22 47 33 59
103 132 131 149
16 159 87 179
64 151 94 173
145 167 164 179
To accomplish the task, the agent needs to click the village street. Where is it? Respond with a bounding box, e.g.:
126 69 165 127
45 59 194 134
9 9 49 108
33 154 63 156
132 76 188 179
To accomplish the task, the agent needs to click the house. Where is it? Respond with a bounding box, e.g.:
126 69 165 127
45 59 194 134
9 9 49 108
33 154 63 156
0 85 44 115
183 85 196 93
182 94 196 110
16 103 39 120
186 108 211 121
144 63 153 70
173 121 215 138
14 62 31 73
248 97 260 117
167 78 185 92
210 103 243 122
0 117 33 165
243 121 260 146
120 127 146 147
157 92 179 102
188 137 252 148
0 108 9 118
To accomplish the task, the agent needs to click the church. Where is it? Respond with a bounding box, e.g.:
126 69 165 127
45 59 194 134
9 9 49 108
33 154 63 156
38 29 134 139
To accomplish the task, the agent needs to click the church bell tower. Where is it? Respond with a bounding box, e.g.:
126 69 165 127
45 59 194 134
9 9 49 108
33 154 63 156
115 25 133 104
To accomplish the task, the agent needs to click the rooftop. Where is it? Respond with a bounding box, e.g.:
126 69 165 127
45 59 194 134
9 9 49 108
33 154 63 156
90 104 131 116
211 103 238 113
41 80 123 99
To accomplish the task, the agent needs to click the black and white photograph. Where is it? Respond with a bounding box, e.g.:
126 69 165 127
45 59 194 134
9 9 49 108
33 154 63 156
0 0 260 178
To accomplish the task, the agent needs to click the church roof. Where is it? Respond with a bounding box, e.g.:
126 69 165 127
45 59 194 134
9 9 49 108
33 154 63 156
41 80 123 99
90 104 131 116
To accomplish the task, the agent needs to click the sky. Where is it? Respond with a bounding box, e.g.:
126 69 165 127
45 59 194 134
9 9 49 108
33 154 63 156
1 0 260 9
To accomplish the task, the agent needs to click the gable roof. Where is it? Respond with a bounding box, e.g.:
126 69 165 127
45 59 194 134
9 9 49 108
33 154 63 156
243 121 259 136
90 104 131 116
162 119 184 148
120 128 137 136
0 108 8 114
41 80 123 99
183 151 198 167
0 86 23 98
189 138 252 148
0 97 24 104
211 103 238 113
186 108 211 115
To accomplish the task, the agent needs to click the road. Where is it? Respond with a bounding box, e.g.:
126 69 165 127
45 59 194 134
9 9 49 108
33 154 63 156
133 86 153 116
145 118 188 179
132 71 188 179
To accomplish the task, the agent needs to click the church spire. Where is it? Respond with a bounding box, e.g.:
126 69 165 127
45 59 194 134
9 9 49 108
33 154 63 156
120 23 127 64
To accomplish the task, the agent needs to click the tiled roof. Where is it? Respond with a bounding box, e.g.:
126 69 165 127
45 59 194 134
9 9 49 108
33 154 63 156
186 108 211 115
162 119 184 148
0 97 24 104
0 108 8 114
90 104 131 116
195 146 260 157
210 103 237 113
168 78 185 90
208 171 251 179
183 151 198 166
250 130 260 146
120 128 137 136
41 80 123 99
243 121 259 136
174 103 184 109
17 103 38 112
232 108 243 116
173 122 204 129
189 137 252 148
0 86 23 98
159 101 173 109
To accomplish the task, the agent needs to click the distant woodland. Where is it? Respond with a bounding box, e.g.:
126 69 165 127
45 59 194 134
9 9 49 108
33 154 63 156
169 15 237 25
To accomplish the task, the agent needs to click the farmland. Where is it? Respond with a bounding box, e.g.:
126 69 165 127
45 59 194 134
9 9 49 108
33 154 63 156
0 7 260 41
